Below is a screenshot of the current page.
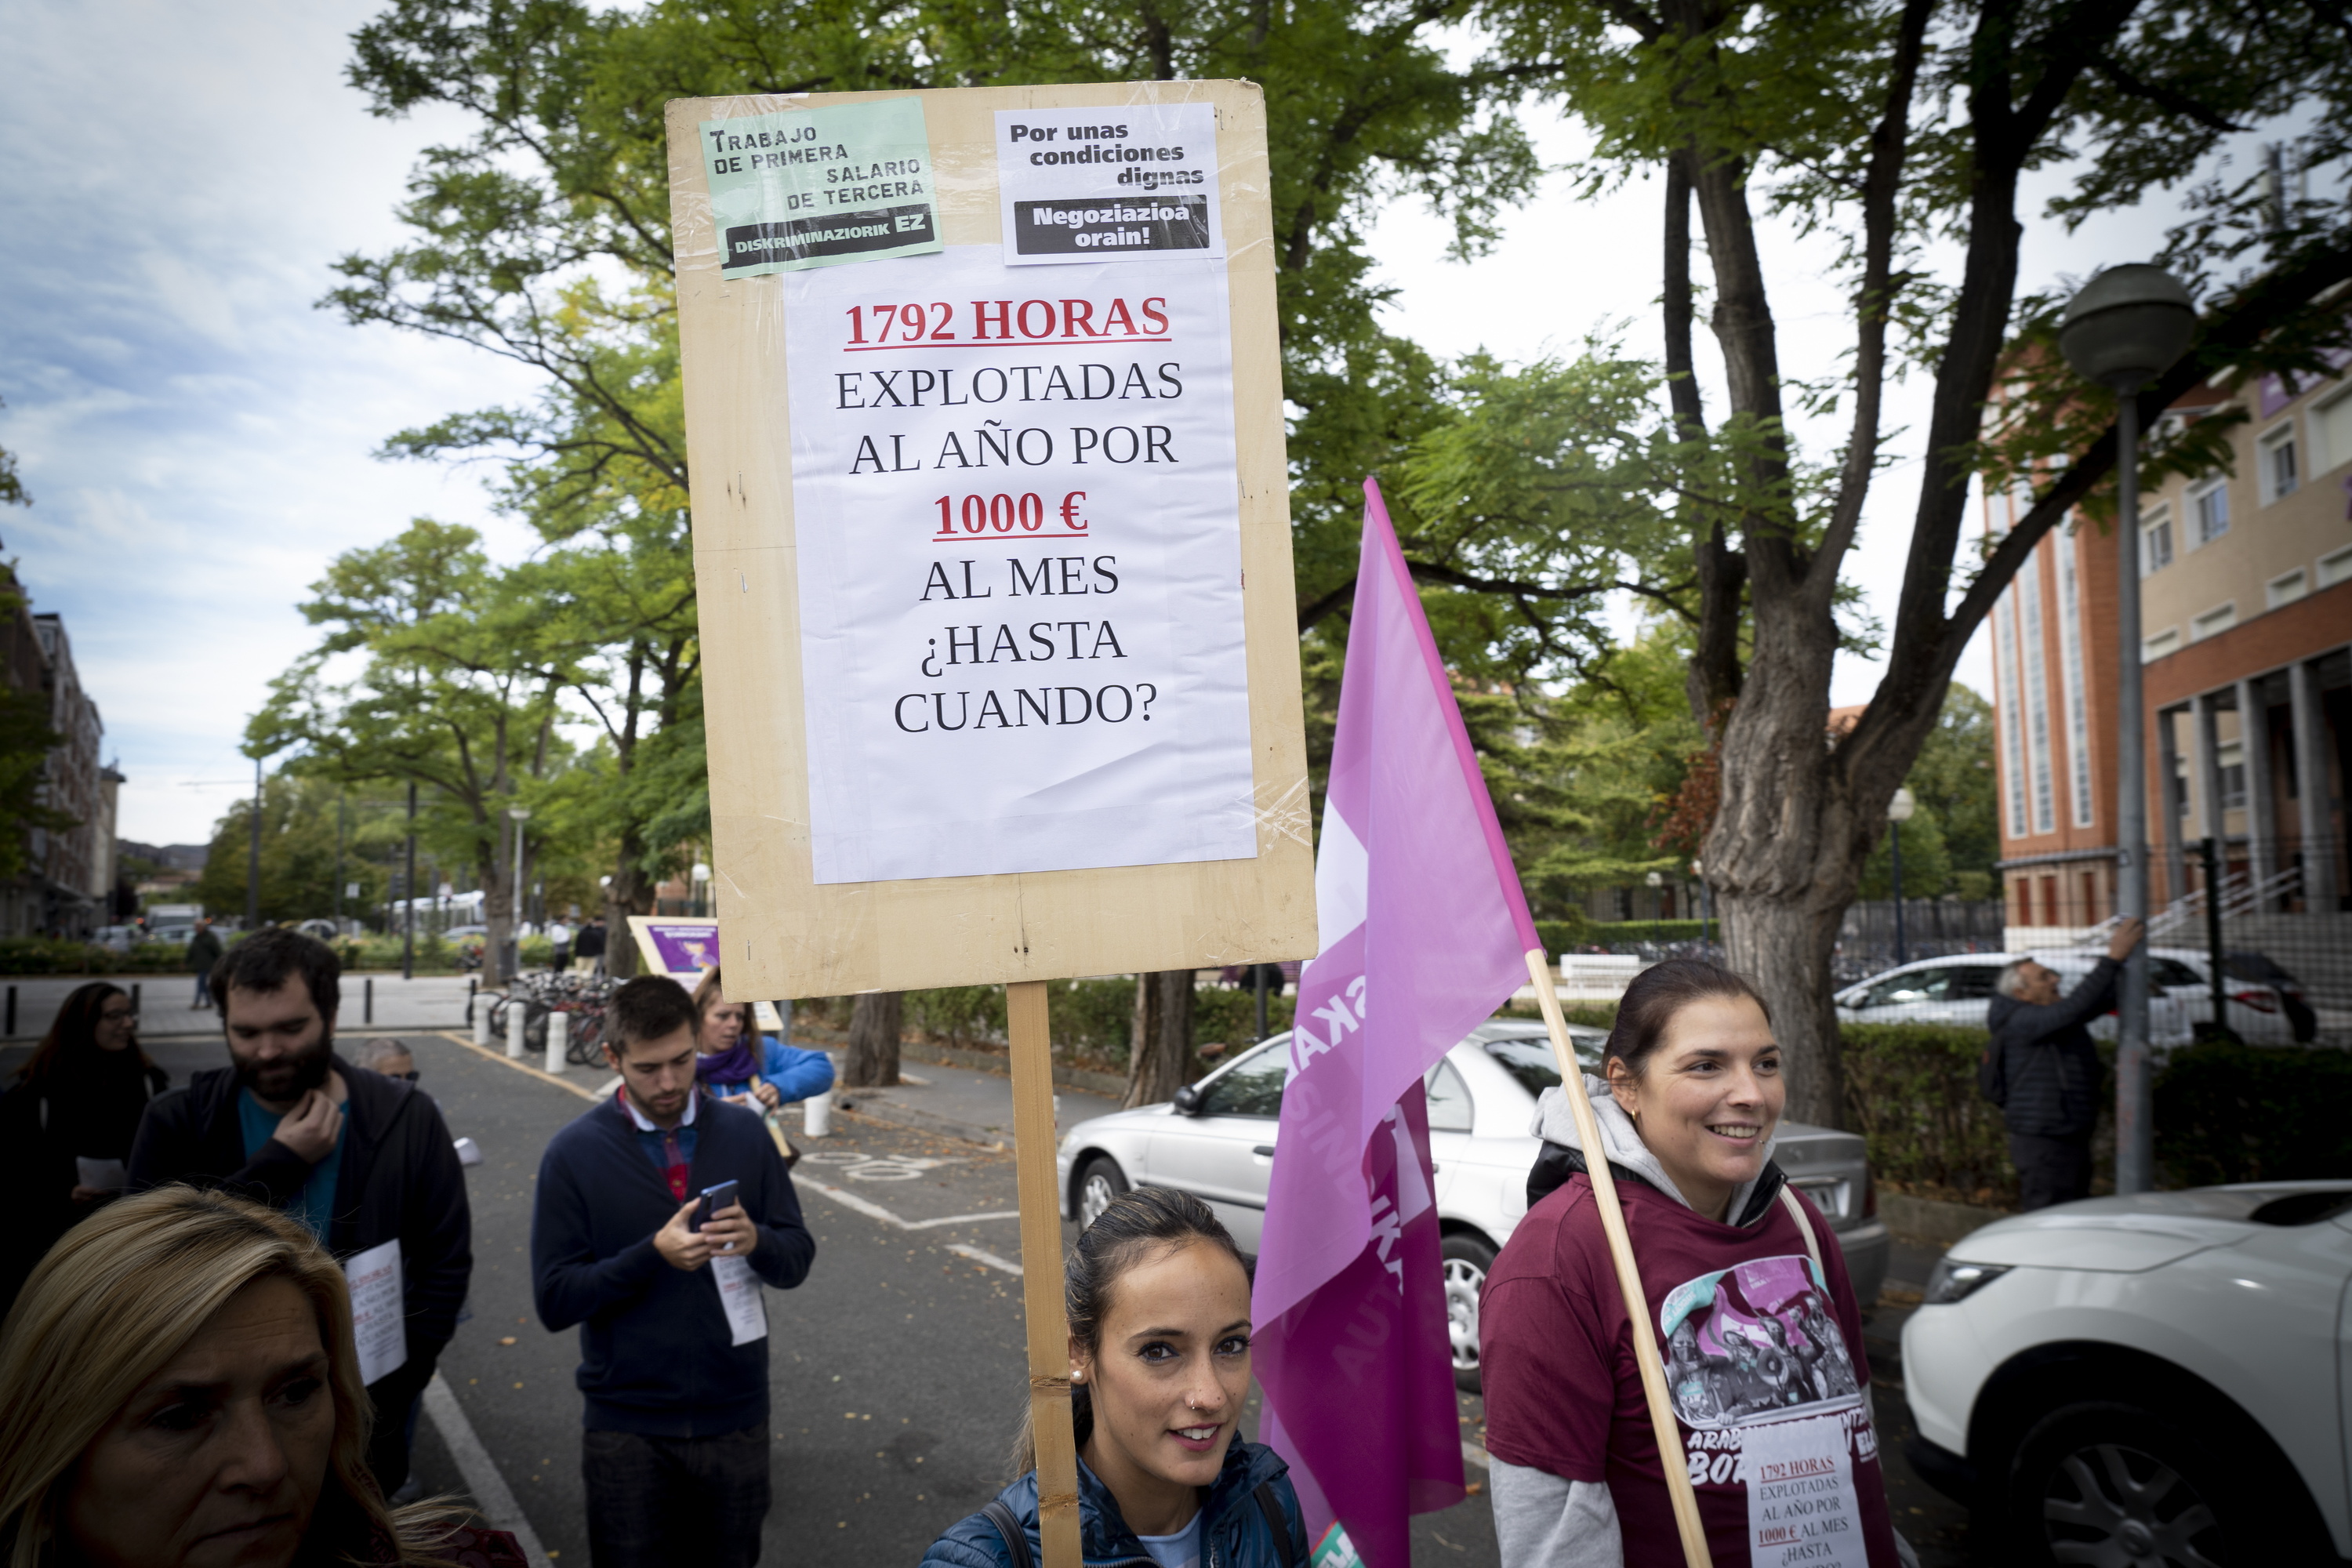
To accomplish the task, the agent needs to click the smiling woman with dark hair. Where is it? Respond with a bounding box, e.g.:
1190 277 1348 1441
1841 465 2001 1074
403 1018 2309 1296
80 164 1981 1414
1480 960 1909 1568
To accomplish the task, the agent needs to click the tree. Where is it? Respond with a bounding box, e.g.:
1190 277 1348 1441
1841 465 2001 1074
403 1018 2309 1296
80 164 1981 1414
844 991 903 1088
1123 971 1200 1108
192 776 397 923
1469 0 2352 1121
251 521 573 975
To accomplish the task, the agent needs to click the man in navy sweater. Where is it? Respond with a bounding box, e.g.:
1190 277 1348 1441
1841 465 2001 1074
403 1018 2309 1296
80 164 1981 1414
533 975 815 1568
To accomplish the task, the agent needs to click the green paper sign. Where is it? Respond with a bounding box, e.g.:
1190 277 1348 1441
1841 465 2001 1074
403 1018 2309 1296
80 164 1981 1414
700 96 943 276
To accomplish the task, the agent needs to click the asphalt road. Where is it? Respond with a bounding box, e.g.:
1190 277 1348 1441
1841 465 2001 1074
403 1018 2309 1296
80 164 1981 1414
3 1022 1973 1566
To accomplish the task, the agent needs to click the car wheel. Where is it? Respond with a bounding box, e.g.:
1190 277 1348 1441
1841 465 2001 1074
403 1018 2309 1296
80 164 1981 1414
1076 1156 1130 1230
1440 1232 1497 1394
2007 1402 2269 1566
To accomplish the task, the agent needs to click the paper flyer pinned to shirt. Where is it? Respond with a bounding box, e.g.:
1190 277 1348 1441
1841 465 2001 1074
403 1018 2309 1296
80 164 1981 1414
711 1253 768 1346
1744 1413 1864 1568
344 1239 408 1387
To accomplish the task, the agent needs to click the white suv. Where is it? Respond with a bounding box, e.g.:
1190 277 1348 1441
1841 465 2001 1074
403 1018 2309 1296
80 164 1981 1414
1900 1181 2352 1563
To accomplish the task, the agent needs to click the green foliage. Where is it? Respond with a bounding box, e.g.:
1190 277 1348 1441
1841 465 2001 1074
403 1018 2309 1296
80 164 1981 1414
2155 1043 2352 1186
895 976 1290 1072
1840 1023 2017 1202
1193 984 1293 1056
0 940 191 977
191 777 398 925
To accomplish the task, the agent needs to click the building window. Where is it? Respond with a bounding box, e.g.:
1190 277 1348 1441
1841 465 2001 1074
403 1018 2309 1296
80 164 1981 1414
2040 875 2060 927
2258 423 2299 503
2020 560 2055 835
2143 627 2180 663
2267 568 2308 609
2321 543 2352 590
2140 506 2174 575
2316 389 2352 475
2057 531 2094 827
2217 740 2246 814
1995 593 2029 839
2191 481 2230 546
2190 602 2238 642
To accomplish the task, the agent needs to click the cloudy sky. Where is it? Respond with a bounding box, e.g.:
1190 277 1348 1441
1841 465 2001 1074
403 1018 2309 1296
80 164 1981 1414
5 2 2198 849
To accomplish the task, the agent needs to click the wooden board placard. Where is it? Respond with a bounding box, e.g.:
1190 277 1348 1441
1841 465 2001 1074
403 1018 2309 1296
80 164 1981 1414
664 81 1315 999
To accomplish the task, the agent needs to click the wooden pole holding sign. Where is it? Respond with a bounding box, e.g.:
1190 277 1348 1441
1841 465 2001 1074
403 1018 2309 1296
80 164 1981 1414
666 80 1316 1568
1006 982 1083 1562
1523 949 1713 1567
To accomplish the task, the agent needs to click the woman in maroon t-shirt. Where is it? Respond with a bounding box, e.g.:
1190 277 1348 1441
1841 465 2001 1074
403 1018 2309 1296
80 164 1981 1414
1479 960 1910 1568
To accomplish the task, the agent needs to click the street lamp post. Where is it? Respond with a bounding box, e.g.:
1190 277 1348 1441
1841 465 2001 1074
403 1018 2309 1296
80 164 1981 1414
1644 869 1664 946
402 782 418 982
1887 786 1917 966
691 861 713 919
1693 860 1712 951
2059 263 2197 1196
506 804 532 983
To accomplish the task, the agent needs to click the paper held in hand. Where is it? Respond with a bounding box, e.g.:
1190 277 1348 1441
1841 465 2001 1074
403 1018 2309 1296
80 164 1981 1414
344 1239 408 1388
711 1254 768 1346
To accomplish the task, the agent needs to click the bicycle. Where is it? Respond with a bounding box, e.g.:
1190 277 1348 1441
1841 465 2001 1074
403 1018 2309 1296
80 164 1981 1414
487 970 616 1065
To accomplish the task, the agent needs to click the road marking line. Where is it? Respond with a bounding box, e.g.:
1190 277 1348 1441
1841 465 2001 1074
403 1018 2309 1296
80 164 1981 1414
422 1372 553 1568
948 1243 1025 1276
800 1178 1019 1230
435 1030 601 1102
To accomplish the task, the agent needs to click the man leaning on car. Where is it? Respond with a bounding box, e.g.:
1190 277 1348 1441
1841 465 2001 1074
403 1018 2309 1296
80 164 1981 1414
1980 916 2143 1210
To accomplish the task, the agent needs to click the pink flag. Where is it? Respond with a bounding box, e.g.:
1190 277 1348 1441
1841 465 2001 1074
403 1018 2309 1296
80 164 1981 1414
1250 479 1541 1566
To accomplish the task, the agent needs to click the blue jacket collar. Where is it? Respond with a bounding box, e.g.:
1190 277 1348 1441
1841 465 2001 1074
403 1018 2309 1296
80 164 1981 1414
997 1439 1290 1566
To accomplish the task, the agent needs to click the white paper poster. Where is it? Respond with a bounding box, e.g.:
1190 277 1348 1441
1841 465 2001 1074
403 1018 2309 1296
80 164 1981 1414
710 1253 769 1346
343 1239 408 1388
1744 1413 1865 1568
783 243 1256 884
994 103 1223 265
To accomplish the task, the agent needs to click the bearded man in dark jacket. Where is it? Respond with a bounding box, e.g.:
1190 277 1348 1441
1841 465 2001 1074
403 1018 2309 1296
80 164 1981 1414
129 927 472 1498
1982 916 2143 1210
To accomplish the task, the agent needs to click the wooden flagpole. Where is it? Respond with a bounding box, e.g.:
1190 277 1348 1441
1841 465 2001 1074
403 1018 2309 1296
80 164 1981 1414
1523 949 1714 1568
1006 980 1083 1567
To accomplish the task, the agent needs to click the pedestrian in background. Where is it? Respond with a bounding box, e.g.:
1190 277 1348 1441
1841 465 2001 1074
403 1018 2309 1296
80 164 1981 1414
691 968 833 1113
548 914 575 974
0 1185 524 1568
920 1187 1306 1568
575 915 608 976
126 927 473 1501
186 914 223 1011
0 982 165 1319
1982 916 2143 1210
532 976 815 1568
360 1037 421 1084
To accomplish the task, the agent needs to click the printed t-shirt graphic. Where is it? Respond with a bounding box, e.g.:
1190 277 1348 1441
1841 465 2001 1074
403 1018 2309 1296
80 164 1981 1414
1660 1253 1864 1429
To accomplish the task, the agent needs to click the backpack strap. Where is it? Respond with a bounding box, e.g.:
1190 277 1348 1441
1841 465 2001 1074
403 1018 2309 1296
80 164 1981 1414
1778 1184 1825 1276
980 1500 1034 1568
1254 1481 1304 1568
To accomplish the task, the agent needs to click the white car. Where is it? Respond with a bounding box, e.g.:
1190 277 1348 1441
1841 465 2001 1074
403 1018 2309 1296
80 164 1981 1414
1835 951 2196 1047
2143 948 2321 1046
1900 1181 2352 1563
1057 1020 1892 1392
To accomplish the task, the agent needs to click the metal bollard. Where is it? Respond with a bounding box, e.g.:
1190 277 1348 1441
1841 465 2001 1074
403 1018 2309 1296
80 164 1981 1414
465 976 476 1028
473 1002 492 1047
545 1010 568 1075
131 982 141 1018
365 977 374 1025
506 1000 527 1059
5 984 14 1037
803 1087 831 1138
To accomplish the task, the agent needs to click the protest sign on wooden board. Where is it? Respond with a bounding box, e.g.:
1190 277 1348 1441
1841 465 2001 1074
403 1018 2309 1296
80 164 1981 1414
624 916 784 1032
665 81 1315 999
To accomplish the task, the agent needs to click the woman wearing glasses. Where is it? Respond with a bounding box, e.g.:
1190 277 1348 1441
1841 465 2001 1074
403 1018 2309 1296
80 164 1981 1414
1 982 167 1316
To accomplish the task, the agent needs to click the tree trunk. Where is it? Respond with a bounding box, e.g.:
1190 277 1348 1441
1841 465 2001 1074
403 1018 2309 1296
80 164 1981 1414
846 991 902 1087
1123 970 1196 1108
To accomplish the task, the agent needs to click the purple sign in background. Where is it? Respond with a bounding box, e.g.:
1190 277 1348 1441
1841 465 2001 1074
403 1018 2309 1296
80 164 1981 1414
644 921 721 975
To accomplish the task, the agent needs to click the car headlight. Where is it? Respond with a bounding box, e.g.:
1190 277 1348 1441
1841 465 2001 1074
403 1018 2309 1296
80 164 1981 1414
1922 1256 2011 1305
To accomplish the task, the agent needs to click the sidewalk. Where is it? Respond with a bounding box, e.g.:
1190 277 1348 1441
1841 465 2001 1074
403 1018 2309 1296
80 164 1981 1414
0 973 483 1041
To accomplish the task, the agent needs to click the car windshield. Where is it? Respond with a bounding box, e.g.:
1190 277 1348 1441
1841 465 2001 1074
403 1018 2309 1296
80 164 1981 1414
1198 1042 1287 1117
1480 1033 1601 1098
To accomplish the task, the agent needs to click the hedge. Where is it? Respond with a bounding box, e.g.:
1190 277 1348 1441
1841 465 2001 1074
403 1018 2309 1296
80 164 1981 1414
2154 1041 2352 1185
1839 1023 2018 1202
0 939 194 976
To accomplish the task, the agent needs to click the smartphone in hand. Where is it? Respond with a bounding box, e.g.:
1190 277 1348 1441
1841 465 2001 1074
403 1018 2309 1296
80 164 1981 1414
692 1178 742 1231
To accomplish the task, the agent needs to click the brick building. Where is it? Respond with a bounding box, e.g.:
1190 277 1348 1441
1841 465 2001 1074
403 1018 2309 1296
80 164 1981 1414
0 575 116 938
1988 353 2350 965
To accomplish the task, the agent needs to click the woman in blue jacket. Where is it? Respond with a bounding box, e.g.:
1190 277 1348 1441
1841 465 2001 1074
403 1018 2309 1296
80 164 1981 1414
690 967 835 1109
920 1186 1306 1568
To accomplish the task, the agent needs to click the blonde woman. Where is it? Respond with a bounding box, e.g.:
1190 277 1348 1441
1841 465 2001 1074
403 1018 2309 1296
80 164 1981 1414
0 1186 521 1568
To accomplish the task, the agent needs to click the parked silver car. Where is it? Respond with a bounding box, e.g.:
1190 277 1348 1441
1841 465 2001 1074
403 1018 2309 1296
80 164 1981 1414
1056 1019 1891 1392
